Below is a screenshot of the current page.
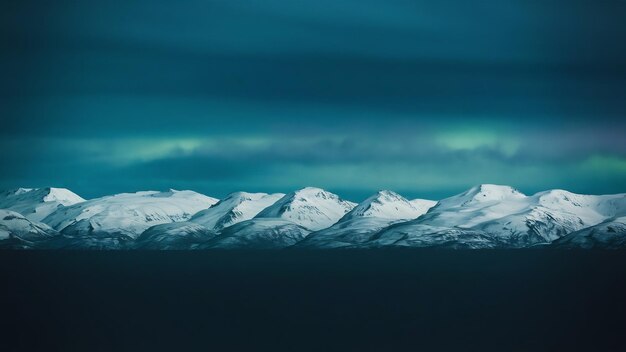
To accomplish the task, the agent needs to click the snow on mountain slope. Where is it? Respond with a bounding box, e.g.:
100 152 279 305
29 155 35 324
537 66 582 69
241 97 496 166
204 218 311 249
42 190 218 239
0 209 58 248
190 192 284 230
296 191 435 249
135 222 218 249
535 190 626 223
340 190 433 221
2 184 625 250
255 187 356 231
552 216 626 249
474 190 626 246
410 198 438 216
411 185 626 247
302 186 509 249
0 187 85 222
420 185 529 228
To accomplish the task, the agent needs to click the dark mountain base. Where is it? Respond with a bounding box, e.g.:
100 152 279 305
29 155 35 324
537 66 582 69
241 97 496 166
1 250 625 352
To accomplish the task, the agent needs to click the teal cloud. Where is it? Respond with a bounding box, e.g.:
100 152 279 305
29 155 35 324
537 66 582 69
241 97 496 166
1 0 625 199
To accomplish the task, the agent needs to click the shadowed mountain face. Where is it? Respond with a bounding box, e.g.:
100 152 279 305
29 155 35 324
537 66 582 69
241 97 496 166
0 185 625 249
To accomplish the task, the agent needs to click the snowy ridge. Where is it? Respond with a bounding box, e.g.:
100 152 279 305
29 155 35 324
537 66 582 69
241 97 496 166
297 190 435 249
421 185 529 228
410 185 626 247
255 187 356 231
0 187 85 222
191 192 284 230
1 185 626 249
41 190 218 239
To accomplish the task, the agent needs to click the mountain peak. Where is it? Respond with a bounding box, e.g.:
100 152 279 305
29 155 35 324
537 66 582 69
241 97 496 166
451 184 526 206
426 184 528 221
255 187 356 230
535 189 579 201
292 187 336 198
374 189 404 198
340 190 428 222
190 191 284 230
42 187 86 205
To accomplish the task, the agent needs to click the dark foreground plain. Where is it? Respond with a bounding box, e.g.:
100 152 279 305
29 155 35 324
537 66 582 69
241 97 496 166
1 250 625 352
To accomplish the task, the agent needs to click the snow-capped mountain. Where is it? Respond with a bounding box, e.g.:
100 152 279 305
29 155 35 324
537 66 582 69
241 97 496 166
42 190 218 239
205 218 311 249
340 190 434 221
0 187 85 222
0 209 58 248
190 192 284 230
420 184 529 228
400 185 626 247
552 216 626 249
478 188 626 246
135 222 218 249
2 184 626 249
255 187 356 231
296 190 435 248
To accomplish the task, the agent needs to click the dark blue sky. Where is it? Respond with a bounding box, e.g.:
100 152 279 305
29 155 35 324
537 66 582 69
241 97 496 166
1 0 625 201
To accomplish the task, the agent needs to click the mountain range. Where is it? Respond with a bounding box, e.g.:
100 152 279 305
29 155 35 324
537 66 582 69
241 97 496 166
1 185 625 249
